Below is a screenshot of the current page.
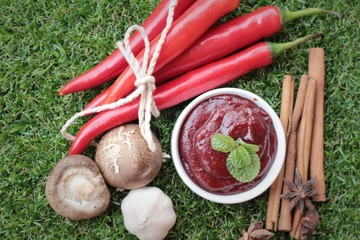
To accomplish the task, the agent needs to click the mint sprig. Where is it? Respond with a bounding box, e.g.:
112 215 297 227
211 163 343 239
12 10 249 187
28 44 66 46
211 133 260 182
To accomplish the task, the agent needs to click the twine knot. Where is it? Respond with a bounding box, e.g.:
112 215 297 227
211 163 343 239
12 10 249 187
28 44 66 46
134 75 156 90
61 0 178 152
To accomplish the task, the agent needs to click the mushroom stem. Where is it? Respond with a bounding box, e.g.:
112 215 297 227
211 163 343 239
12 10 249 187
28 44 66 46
76 181 95 200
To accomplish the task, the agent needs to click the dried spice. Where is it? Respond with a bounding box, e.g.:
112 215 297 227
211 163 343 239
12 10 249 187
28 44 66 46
300 205 320 240
239 221 273 240
281 168 317 214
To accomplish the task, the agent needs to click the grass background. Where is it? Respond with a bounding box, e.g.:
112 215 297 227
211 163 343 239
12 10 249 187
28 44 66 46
1 0 359 239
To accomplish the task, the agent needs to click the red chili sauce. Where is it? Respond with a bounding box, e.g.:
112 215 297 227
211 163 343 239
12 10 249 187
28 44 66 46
179 94 277 195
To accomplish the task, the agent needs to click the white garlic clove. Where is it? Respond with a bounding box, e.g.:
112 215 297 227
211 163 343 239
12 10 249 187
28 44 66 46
121 187 176 240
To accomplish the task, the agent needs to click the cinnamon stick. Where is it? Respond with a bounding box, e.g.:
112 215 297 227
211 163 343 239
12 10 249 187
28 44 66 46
297 77 317 182
308 48 326 202
303 78 317 181
266 75 294 231
290 78 317 239
297 116 306 181
278 75 309 232
294 220 302 240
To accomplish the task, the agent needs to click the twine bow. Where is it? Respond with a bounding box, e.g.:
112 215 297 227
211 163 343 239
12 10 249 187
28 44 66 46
61 0 178 152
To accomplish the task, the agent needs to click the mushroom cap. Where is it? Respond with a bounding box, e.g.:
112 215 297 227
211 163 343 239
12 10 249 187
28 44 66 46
45 155 110 221
95 124 163 189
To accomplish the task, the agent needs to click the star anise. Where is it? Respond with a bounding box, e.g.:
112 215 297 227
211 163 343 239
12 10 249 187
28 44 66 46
300 204 320 240
281 168 318 214
239 221 273 240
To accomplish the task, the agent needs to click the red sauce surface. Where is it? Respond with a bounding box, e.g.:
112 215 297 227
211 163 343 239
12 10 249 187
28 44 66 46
179 94 277 195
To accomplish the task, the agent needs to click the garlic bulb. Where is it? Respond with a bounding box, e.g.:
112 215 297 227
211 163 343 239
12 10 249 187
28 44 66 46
121 187 176 240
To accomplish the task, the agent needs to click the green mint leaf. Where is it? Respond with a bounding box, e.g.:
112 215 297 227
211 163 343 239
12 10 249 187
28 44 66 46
226 147 261 183
211 133 236 153
227 145 251 167
236 138 259 153
242 142 259 153
246 152 261 181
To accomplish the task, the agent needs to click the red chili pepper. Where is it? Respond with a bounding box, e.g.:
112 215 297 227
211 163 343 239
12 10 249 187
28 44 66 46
68 33 322 155
154 7 341 82
103 0 240 104
85 6 339 109
58 0 196 95
153 6 282 82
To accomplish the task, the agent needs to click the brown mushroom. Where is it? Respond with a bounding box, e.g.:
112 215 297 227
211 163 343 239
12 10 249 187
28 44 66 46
95 124 163 190
45 155 110 221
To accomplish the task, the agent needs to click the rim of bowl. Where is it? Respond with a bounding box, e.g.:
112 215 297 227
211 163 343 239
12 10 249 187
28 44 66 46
171 88 286 204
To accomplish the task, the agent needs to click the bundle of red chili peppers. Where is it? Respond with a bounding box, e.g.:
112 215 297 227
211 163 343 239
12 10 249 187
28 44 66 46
59 0 341 154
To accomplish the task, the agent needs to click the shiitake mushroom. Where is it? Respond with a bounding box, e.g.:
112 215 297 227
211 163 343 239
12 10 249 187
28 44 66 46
45 155 110 221
95 124 163 190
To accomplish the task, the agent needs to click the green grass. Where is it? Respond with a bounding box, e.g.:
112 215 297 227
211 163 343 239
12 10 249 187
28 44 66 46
1 0 359 239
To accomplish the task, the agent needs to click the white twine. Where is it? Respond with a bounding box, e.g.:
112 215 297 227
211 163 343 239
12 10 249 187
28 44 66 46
61 0 178 152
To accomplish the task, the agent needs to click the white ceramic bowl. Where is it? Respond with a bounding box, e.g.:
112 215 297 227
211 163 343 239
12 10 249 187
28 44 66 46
171 88 286 204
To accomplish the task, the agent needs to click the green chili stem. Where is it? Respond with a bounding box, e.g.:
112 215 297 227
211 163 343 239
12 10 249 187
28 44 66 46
270 33 324 58
282 8 343 24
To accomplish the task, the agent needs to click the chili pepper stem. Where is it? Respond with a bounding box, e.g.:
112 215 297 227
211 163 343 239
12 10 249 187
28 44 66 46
282 8 343 24
270 33 324 59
